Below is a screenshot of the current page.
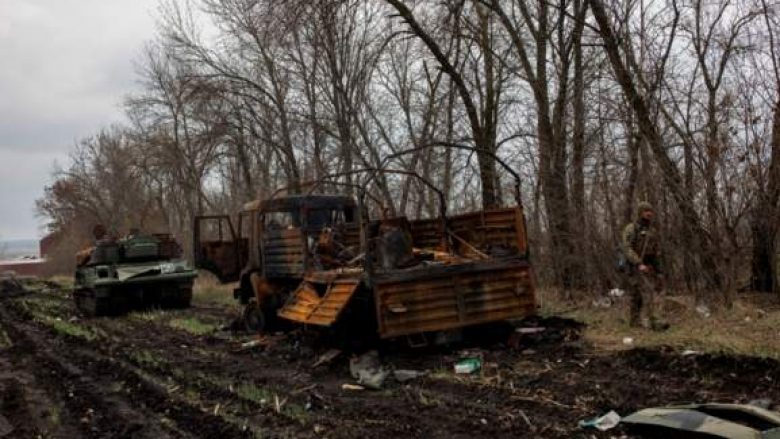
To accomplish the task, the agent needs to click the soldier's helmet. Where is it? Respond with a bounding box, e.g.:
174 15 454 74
637 201 654 215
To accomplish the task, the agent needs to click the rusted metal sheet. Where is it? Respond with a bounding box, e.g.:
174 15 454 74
262 228 305 277
373 259 534 339
278 278 360 326
409 207 528 255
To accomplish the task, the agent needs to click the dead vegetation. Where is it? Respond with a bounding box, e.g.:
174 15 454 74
541 289 780 359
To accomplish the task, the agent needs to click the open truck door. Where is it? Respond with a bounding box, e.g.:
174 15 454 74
193 215 246 282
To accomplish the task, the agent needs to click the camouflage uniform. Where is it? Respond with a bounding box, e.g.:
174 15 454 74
621 202 664 328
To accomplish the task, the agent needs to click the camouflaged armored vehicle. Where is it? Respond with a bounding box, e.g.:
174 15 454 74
74 233 197 316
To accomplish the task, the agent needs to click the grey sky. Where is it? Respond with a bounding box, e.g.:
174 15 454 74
0 0 159 240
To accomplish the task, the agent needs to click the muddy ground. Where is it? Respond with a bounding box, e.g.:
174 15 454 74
0 280 778 439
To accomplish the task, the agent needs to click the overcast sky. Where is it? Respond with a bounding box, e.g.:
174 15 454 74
0 0 159 240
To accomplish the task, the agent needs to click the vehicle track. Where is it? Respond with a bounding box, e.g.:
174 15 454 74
2 283 780 439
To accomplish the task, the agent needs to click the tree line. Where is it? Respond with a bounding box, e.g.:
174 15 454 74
38 0 780 302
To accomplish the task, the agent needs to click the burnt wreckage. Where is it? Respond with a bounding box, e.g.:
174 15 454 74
195 169 536 343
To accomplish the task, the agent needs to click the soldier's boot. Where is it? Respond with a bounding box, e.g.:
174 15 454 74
649 318 670 332
628 289 643 327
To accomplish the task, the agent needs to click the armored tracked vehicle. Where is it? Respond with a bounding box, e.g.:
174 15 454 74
74 233 197 316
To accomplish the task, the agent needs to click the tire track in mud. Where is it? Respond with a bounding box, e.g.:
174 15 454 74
12 285 780 439
66 308 510 438
0 302 254 439
92 318 502 438
0 306 185 438
1 289 604 438
89 311 573 438
5 293 319 437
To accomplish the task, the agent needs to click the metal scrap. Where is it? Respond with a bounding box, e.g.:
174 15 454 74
349 350 389 389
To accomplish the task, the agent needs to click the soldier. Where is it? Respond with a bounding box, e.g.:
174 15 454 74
621 202 667 330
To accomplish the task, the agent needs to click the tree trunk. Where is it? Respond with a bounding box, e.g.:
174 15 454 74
751 96 780 292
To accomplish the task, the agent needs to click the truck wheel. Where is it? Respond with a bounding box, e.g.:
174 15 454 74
243 301 265 333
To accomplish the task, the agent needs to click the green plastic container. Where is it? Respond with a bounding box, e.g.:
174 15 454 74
454 358 482 374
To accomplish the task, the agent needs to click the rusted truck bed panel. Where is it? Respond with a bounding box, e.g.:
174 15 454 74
374 259 534 339
409 207 528 254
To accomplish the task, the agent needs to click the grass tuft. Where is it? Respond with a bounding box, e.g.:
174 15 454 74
0 328 12 348
129 309 171 322
192 272 237 306
38 316 101 341
169 317 218 336
235 382 273 404
128 349 167 368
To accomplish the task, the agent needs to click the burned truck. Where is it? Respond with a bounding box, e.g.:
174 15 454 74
194 185 535 342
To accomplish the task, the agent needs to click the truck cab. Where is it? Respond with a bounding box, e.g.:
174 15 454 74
194 195 360 307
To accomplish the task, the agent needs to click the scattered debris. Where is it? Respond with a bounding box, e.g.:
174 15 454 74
273 394 287 414
393 369 427 383
515 327 546 334
695 304 712 318
239 339 263 350
454 358 482 374
312 348 342 368
480 361 501 383
341 383 365 391
433 329 463 345
236 334 286 352
349 350 389 389
622 403 780 438
681 349 700 356
578 410 621 431
291 384 318 395
609 288 626 298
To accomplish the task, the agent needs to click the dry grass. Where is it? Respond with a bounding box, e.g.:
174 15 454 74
46 275 74 290
540 289 780 359
192 271 237 306
169 317 219 336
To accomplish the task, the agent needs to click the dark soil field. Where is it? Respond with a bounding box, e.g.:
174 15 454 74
1 279 778 438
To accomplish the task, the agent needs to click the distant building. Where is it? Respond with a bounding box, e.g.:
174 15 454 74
39 231 60 259
0 233 58 277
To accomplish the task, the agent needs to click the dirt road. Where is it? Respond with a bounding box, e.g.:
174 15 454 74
0 280 778 438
